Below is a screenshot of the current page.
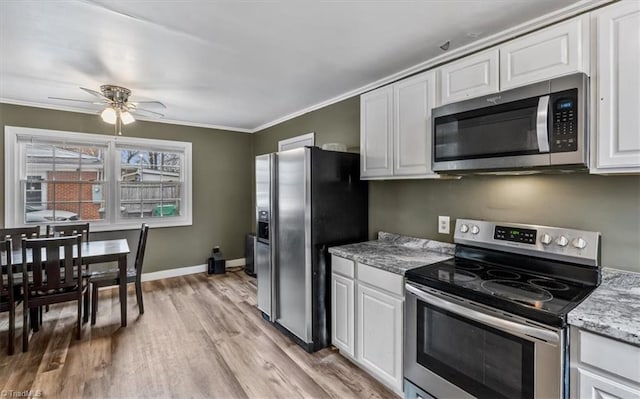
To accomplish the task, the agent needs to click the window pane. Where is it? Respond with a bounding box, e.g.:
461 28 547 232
119 148 182 182
119 182 181 218
25 176 45 210
25 202 79 223
24 182 105 224
26 144 55 178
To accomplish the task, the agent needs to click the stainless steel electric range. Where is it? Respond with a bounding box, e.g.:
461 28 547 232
404 219 600 399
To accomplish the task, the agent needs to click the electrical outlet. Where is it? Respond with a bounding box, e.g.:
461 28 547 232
438 216 450 234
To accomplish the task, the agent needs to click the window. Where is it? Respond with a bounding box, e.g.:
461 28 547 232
5 126 192 231
119 148 182 219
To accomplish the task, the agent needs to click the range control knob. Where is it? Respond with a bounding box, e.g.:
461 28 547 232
540 234 553 246
470 225 480 235
556 236 569 247
572 237 587 249
460 224 469 233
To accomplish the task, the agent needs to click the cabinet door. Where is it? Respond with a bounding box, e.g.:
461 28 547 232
439 48 500 105
500 15 589 90
357 283 403 393
331 273 355 358
574 367 640 399
393 70 437 176
594 1 640 171
361 86 393 178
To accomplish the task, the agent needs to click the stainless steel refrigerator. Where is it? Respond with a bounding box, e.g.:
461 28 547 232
255 147 368 352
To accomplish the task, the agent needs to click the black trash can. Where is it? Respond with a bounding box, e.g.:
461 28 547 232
207 247 226 275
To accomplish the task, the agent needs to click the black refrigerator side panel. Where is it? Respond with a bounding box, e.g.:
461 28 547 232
309 147 368 245
309 147 368 351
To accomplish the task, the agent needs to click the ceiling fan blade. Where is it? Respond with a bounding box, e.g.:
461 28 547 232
48 96 107 105
130 107 165 118
130 100 166 109
80 87 109 100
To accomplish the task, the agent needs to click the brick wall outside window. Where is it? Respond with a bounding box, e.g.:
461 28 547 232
46 171 101 220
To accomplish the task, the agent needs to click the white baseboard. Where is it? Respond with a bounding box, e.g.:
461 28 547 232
141 258 246 282
226 258 246 268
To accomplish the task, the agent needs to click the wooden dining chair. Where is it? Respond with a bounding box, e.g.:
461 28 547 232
46 223 91 321
0 227 40 250
22 235 86 352
89 224 149 325
1 227 42 329
1 239 18 355
46 223 90 241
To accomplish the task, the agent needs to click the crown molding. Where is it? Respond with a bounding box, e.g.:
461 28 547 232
0 98 253 134
251 0 611 133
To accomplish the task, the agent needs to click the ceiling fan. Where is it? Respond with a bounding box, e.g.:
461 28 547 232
49 85 166 135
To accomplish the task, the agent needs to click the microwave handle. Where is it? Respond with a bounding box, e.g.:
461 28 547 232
536 95 550 153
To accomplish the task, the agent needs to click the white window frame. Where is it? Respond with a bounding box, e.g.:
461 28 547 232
4 126 193 232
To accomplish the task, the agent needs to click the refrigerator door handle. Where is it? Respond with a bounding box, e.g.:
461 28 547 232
304 147 313 342
270 153 278 321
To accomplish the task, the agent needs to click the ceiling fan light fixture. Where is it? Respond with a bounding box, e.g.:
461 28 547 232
101 107 117 124
120 110 135 125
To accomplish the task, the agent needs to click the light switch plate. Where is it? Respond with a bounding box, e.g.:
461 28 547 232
438 216 450 234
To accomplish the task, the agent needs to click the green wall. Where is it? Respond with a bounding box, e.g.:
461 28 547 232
253 97 640 273
0 103 253 273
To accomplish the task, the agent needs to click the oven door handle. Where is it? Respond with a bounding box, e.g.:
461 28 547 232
536 95 550 153
405 284 560 344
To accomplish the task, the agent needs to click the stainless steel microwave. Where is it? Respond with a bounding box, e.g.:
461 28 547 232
432 73 589 174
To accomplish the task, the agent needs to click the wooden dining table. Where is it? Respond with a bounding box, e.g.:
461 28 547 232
2 239 131 327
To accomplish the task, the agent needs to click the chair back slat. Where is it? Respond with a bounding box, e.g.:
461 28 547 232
30 239 43 288
62 242 76 286
0 239 12 297
47 223 90 242
135 224 150 279
23 236 81 292
0 227 39 251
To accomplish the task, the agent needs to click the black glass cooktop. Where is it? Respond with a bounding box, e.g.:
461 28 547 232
405 255 598 327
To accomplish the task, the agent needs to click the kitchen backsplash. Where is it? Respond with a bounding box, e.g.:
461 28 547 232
369 174 640 273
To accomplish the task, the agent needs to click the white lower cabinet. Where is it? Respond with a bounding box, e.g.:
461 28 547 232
570 327 640 399
331 273 355 358
575 368 640 399
330 255 404 394
357 282 403 392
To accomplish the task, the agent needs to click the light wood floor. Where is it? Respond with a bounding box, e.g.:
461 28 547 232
0 270 398 399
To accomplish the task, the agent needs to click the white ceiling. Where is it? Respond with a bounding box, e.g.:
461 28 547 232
0 0 580 132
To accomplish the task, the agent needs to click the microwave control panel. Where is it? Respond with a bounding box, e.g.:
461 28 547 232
550 89 578 153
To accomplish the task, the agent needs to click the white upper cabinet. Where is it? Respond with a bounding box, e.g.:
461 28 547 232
360 86 393 178
500 15 590 90
439 49 499 104
592 1 640 172
361 71 438 180
393 71 437 176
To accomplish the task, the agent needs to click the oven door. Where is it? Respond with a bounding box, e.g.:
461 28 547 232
405 283 564 399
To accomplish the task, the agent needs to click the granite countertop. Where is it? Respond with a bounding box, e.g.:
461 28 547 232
568 268 640 346
328 232 455 275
